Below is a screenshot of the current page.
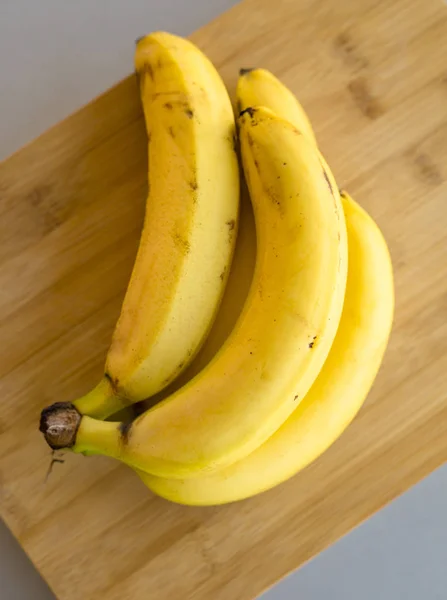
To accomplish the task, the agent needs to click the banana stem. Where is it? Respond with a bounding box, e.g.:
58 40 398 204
39 403 123 459
74 416 123 458
72 377 128 420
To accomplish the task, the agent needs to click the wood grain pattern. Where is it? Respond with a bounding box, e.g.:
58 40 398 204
1 0 447 598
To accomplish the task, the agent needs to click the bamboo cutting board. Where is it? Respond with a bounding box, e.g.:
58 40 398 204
1 0 447 598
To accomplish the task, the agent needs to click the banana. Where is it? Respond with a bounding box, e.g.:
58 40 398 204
40 106 347 479
139 192 394 504
70 32 239 418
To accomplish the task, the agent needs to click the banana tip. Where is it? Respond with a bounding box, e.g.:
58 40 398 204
39 402 81 450
239 106 256 119
239 67 256 76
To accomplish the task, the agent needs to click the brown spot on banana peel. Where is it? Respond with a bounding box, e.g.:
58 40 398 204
318 160 343 226
152 91 180 100
119 420 133 444
162 101 193 119
220 268 226 282
228 131 238 154
226 219 236 243
254 155 284 214
39 402 81 450
265 182 283 214
239 106 256 119
168 126 175 139
140 63 154 81
189 179 198 191
309 335 317 349
119 397 154 439
272 197 283 212
173 232 191 255
226 219 236 232
104 371 120 394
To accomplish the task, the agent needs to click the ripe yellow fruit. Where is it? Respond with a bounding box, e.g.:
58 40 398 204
71 32 240 418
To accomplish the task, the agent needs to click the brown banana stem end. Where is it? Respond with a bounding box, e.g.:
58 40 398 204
39 402 81 450
239 67 256 76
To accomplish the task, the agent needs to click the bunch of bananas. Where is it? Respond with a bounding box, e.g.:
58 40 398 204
39 32 394 506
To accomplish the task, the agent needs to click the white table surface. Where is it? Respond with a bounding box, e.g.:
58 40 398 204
1 2 446 599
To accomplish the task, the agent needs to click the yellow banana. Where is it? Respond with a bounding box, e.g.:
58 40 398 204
70 32 240 418
40 106 347 479
139 192 394 504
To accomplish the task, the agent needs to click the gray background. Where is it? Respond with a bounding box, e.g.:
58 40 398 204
1 1 446 599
